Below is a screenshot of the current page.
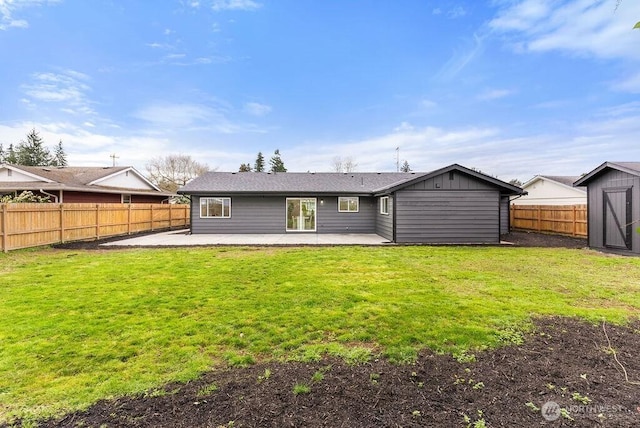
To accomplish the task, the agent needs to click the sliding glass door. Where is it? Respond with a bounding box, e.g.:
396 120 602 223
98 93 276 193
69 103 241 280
286 198 316 232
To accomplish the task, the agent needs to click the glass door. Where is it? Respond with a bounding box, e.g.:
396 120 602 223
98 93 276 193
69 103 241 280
286 198 316 231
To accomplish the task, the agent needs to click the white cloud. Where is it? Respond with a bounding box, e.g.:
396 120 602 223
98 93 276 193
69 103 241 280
244 102 272 116
193 0 262 12
21 69 96 116
420 99 437 109
477 88 515 101
611 71 640 93
435 32 486 80
490 0 640 61
0 0 60 31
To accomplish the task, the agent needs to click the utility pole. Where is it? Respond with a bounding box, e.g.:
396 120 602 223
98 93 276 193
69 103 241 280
396 147 400 172
110 153 119 167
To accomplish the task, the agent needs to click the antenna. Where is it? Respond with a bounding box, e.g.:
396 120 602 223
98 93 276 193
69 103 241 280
110 153 119 167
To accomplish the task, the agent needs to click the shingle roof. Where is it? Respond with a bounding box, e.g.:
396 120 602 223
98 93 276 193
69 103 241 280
179 172 427 194
538 176 583 188
0 165 173 196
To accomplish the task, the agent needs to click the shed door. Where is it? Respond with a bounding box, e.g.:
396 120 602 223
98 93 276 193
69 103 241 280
603 188 632 250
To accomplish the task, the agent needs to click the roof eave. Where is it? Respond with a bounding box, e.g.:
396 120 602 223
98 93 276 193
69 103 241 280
574 161 640 186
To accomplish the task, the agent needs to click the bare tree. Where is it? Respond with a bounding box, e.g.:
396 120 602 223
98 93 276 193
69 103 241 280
145 154 210 193
331 156 358 172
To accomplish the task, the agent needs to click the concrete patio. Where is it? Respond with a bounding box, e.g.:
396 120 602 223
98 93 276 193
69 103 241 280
100 229 391 247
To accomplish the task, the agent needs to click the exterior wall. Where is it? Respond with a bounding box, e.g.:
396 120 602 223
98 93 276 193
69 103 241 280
131 194 169 203
394 190 500 243
0 167 44 182
513 179 586 205
95 171 155 190
317 196 376 233
402 171 494 191
375 196 394 241
62 191 124 203
191 195 376 234
500 196 510 235
584 170 640 254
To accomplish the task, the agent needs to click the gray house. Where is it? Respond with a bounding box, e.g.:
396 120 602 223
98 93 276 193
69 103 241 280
179 163 524 244
574 162 640 254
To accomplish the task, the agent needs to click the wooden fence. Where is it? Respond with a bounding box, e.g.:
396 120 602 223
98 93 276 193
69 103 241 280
0 203 190 252
510 204 587 237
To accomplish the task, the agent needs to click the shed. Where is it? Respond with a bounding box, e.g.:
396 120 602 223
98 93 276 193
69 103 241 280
574 162 640 254
178 163 523 244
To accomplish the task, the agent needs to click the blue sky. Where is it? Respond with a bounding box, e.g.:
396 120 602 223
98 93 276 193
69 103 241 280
1 0 639 182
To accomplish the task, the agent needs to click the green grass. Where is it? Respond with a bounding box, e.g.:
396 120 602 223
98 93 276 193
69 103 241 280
1 246 640 423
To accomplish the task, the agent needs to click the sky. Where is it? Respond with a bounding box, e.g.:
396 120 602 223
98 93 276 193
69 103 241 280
0 0 639 182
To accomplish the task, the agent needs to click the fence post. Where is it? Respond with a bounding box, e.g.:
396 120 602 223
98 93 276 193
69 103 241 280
150 204 155 231
60 204 65 243
1 204 7 253
128 204 132 235
95 204 100 239
572 205 577 237
537 206 541 231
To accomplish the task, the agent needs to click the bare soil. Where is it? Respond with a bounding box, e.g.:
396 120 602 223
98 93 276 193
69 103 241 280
26 317 640 428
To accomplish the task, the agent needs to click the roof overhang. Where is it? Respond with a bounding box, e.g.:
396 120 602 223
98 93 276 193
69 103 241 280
574 162 640 187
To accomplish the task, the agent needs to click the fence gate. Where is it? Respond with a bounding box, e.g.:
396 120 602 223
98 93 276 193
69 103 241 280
603 188 632 250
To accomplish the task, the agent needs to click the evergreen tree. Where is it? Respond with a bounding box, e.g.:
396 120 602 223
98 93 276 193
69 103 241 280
0 144 5 163
52 140 68 167
269 149 287 173
400 160 411 172
16 129 53 166
6 144 18 164
254 151 265 172
239 163 252 172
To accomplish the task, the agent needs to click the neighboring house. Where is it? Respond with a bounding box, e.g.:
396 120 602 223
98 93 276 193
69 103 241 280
178 163 524 244
0 164 173 203
574 162 640 255
511 175 586 205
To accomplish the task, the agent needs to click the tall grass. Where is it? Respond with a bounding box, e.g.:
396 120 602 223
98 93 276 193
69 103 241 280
0 246 639 423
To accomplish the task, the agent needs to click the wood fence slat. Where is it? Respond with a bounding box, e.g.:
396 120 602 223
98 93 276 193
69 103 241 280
0 203 190 252
510 204 587 237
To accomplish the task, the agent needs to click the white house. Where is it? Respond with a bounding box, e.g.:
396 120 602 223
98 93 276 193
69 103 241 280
511 175 586 206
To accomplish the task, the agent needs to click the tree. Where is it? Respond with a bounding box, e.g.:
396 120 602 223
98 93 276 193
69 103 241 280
254 152 265 172
400 160 411 173
5 144 17 164
145 154 210 193
15 129 53 166
52 140 68 167
239 163 252 172
331 156 358 172
269 149 287 173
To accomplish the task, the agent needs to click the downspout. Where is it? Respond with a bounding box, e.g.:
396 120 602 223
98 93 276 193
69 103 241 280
39 189 59 203
507 192 528 233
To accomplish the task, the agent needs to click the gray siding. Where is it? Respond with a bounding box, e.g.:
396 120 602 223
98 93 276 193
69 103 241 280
584 170 640 253
375 196 394 241
403 171 494 191
500 196 510 235
191 195 377 234
394 190 500 243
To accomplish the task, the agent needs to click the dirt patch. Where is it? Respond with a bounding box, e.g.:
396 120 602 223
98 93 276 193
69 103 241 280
502 231 587 249
25 317 640 428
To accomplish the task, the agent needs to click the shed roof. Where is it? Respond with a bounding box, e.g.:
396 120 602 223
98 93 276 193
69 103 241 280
574 162 640 186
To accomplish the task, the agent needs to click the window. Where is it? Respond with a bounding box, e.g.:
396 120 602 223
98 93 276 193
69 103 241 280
200 197 231 218
380 196 389 215
122 194 131 204
338 197 359 213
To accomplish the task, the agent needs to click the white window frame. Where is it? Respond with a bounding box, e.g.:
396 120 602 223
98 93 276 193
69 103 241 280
122 194 132 204
380 196 390 215
338 196 359 213
200 197 231 218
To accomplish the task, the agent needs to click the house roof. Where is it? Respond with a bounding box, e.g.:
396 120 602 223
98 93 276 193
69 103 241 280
522 175 586 192
0 164 174 196
574 162 640 186
179 164 524 196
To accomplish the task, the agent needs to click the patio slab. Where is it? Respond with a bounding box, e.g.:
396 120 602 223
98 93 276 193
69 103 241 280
100 229 391 247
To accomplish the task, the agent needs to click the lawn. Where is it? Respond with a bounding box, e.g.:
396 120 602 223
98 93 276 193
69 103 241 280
1 246 639 424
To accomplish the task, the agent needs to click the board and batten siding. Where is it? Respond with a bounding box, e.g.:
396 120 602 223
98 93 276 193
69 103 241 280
394 190 500 243
191 195 378 234
375 196 394 241
584 170 640 253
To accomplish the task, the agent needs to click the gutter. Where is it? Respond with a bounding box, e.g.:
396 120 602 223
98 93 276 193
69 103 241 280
39 189 59 203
